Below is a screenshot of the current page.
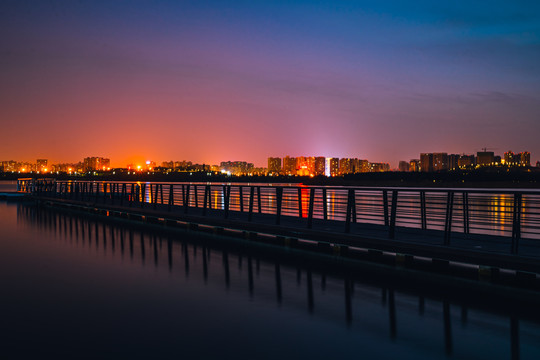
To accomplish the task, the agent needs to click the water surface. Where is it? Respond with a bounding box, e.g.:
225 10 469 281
1 201 539 359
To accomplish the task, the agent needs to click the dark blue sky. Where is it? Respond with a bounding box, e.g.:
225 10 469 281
1 0 539 166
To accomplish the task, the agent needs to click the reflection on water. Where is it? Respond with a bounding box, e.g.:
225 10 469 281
1 201 539 359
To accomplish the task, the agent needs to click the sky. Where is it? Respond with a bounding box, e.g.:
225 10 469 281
1 0 539 168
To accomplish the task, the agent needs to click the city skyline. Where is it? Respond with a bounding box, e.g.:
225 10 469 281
1 1 540 168
1 148 535 176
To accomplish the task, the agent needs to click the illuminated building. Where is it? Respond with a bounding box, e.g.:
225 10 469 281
161 161 174 169
448 154 460 170
519 152 530 166
359 159 370 173
328 158 339 176
267 157 282 175
420 153 433 172
37 159 48 172
83 157 111 171
370 163 390 172
1 160 17 172
220 161 254 175
295 157 312 176
339 158 351 175
476 151 494 166
433 153 448 171
409 159 420 172
398 161 410 172
504 151 516 165
314 157 325 176
458 155 475 168
282 156 296 175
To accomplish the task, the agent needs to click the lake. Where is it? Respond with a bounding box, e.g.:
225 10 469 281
1 200 540 359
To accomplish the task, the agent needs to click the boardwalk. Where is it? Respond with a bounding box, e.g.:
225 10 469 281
16 179 540 286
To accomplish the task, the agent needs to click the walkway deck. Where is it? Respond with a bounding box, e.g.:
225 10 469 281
28 193 540 287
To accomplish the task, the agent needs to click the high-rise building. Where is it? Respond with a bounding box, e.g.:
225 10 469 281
420 153 434 172
398 161 410 172
448 154 460 171
339 158 351 175
267 157 282 174
328 158 339 176
314 157 325 176
409 159 420 172
519 152 531 166
504 151 517 165
458 155 475 168
282 156 296 175
83 157 110 171
433 153 448 171
476 151 494 166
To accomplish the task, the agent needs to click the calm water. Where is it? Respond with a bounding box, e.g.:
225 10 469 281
1 201 540 359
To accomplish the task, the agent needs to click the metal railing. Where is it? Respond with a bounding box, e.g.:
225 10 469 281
19 179 540 254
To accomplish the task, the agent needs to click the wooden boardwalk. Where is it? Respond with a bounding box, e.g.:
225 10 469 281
26 193 540 286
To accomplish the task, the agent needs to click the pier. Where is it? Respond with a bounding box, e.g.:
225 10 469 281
17 179 540 287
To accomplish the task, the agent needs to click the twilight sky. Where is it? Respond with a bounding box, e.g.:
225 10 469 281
1 0 539 167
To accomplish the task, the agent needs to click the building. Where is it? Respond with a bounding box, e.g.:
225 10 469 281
161 161 174 169
36 159 48 172
476 151 494 166
370 163 390 172
420 153 434 172
519 152 531 166
328 158 339 176
504 151 517 165
409 159 420 172
83 157 111 172
282 156 296 175
432 153 448 171
398 161 410 172
267 157 282 175
448 154 460 171
220 161 254 175
339 158 351 175
458 155 475 168
314 157 325 176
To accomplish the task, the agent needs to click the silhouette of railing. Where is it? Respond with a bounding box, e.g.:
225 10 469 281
19 179 540 256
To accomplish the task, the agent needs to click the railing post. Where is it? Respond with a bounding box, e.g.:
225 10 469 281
223 185 231 219
345 189 356 233
297 188 303 218
194 185 199 208
95 182 100 203
120 183 126 206
140 183 146 208
462 192 469 234
248 186 255 222
389 190 398 239
383 190 389 226
420 191 427 230
168 184 174 211
511 193 522 255
183 184 190 213
307 188 315 229
275 187 283 225
322 188 328 220
203 185 209 216
444 191 454 246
